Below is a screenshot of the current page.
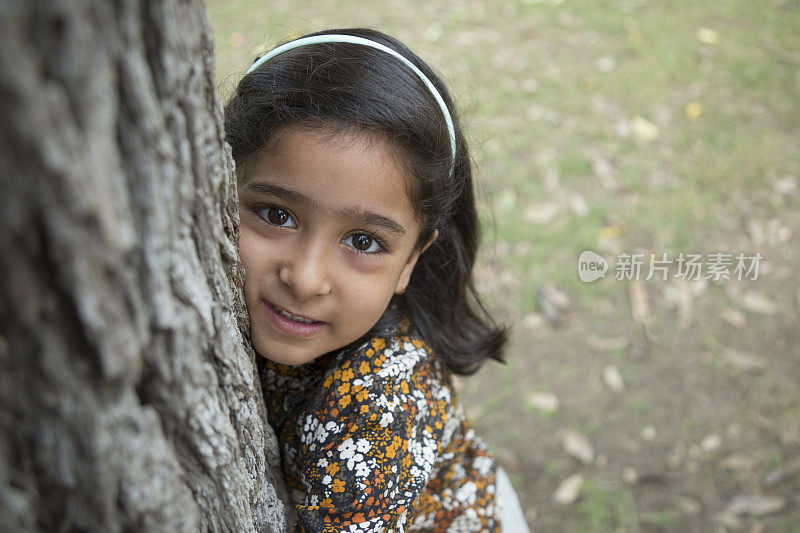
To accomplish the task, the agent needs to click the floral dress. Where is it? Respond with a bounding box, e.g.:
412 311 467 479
258 325 501 532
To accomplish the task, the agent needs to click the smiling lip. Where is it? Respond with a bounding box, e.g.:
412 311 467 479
263 301 326 337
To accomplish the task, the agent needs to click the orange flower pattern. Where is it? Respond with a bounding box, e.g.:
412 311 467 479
259 331 501 532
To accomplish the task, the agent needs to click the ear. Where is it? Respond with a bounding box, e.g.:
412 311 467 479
395 229 439 294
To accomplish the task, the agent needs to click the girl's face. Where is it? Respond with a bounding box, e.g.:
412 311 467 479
238 127 432 366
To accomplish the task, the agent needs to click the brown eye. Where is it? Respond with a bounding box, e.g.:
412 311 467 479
267 207 289 225
257 206 295 228
352 234 373 251
343 233 383 254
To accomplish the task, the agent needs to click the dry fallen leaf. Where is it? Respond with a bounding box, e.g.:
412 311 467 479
596 55 615 72
630 116 660 141
773 175 798 196
522 202 560 224
774 174 798 196
521 77 539 94
537 285 571 326
720 454 756 471
676 496 701 515
747 219 766 247
714 511 742 529
628 280 650 323
622 467 638 485
685 101 703 120
763 456 800 487
701 434 722 453
739 291 779 315
667 444 686 469
587 334 629 352
527 392 560 412
545 286 571 309
696 27 720 45
522 313 546 330
602 365 625 392
721 347 767 372
553 474 584 504
767 218 793 244
586 150 619 191
662 279 701 329
598 225 620 242
727 495 785 516
721 307 747 328
568 194 589 217
560 430 595 465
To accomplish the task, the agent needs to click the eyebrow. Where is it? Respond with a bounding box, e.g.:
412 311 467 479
336 207 406 235
243 182 407 235
245 182 310 207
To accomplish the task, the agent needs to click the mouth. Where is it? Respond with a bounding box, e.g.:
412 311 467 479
270 303 321 323
263 300 326 337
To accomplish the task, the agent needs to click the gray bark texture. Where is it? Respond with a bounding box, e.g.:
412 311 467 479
0 0 290 531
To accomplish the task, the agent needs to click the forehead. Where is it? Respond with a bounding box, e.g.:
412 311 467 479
240 126 421 227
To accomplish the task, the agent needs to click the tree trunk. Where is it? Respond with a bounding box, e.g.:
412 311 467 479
0 0 289 531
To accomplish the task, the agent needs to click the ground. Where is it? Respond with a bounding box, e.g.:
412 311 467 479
207 1 800 530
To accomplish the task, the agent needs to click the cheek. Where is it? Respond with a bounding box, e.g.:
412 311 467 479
338 250 416 302
338 274 397 318
238 230 256 271
238 227 266 299
342 253 387 275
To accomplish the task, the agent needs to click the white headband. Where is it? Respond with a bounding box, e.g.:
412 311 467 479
246 34 457 175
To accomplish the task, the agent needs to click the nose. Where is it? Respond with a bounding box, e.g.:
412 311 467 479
278 239 332 300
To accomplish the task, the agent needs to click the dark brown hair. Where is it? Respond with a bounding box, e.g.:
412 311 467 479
225 28 506 375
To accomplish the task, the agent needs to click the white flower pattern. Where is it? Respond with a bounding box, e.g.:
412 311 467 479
259 329 501 532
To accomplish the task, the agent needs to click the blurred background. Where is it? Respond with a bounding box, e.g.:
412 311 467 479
207 1 800 530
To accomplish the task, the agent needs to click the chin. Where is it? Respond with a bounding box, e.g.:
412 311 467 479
258 352 307 366
252 338 315 366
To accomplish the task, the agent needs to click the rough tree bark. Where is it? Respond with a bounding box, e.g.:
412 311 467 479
0 0 289 531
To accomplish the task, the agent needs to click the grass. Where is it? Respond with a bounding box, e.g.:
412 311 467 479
628 398 653 417
209 1 799 318
579 481 640 532
207 1 800 529
640 508 683 530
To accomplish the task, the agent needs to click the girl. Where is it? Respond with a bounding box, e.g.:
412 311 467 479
225 28 527 532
